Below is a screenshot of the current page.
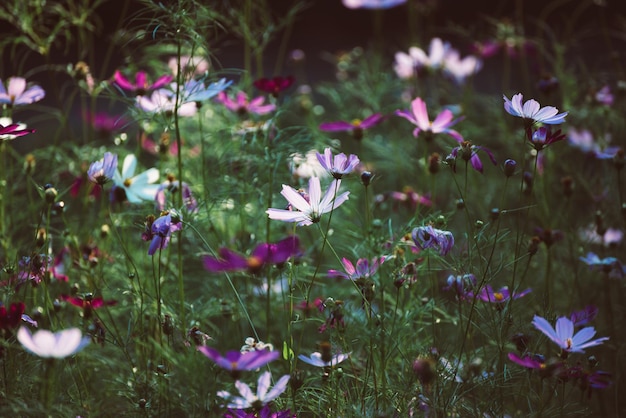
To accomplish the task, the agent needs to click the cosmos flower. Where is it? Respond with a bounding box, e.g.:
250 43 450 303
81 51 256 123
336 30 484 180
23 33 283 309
203 236 301 273
448 141 497 173
112 70 173 96
0 302 28 331
266 177 349 226
61 294 117 319
224 405 295 418
394 39 450 79
579 252 625 279
569 306 598 327
503 93 568 125
384 187 432 211
507 352 548 370
0 77 45 106
468 285 532 303
290 150 329 179
319 113 383 141
595 85 613 106
112 154 160 203
529 127 566 151
88 152 118 186
396 97 464 142
216 91 276 115
328 257 386 281
136 89 197 116
316 148 360 179
567 129 620 159
180 78 232 103
412 225 454 256
155 179 198 213
298 351 350 367
198 347 279 376
532 315 608 353
144 211 183 255
217 371 290 409
343 0 406 9
253 76 295 97
17 327 90 359
442 50 482 84
444 274 476 299
0 120 35 141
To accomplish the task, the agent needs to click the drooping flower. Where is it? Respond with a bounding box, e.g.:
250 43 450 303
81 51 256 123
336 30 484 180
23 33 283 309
17 327 90 359
0 121 35 141
203 236 301 274
112 70 173 96
411 225 454 256
198 347 279 377
316 148 360 179
266 177 349 226
503 93 568 125
217 371 290 409
87 152 118 186
0 77 45 106
343 0 406 9
298 351 350 367
136 89 197 116
319 113 383 141
328 257 386 281
532 315 608 354
180 78 232 103
529 127 566 151
253 76 295 97
396 97 464 142
143 211 183 255
468 285 531 303
111 154 160 204
448 141 497 173
216 91 276 116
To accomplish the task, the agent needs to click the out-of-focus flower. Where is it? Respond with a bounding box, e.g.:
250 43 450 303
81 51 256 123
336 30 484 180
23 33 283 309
448 141 497 173
112 70 173 96
444 274 476 299
579 224 623 247
298 351 350 367
17 327 90 358
595 85 613 106
198 347 279 377
254 76 295 97
569 305 598 327
88 152 118 186
224 405 296 418
168 55 210 79
507 352 548 369
529 127 566 151
442 50 482 84
217 371 290 409
111 154 160 203
396 97 464 142
216 91 276 116
84 112 127 139
143 211 183 255
0 120 35 141
503 93 568 125
180 78 232 103
136 89 197 116
343 0 406 9
0 302 28 332
0 77 45 106
328 257 386 281
266 177 349 226
383 187 432 211
394 39 450 79
155 178 198 213
533 227 564 248
579 252 624 279
412 225 454 256
468 285 531 303
316 148 360 179
240 337 274 353
319 113 383 141
567 129 620 159
61 294 117 319
290 150 328 179
203 236 301 273
532 315 608 354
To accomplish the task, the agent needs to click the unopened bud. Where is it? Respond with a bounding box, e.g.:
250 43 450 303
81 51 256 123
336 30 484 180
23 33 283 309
44 184 57 204
361 171 373 187
503 159 516 177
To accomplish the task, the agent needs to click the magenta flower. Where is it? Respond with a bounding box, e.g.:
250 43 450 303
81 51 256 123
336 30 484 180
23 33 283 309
503 93 568 125
396 97 464 142
385 187 432 211
61 294 117 319
507 352 546 369
112 70 173 96
532 315 608 353
0 302 26 331
343 0 406 9
0 77 45 106
217 91 276 116
203 236 301 273
529 127 566 151
266 177 349 226
217 371 290 409
198 347 279 377
328 257 386 281
253 76 295 97
448 141 497 173
0 121 35 141
468 285 531 303
319 113 383 140
88 152 118 186
412 225 454 256
316 148 360 179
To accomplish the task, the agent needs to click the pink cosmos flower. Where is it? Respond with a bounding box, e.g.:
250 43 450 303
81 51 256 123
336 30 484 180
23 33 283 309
0 77 45 106
319 113 383 140
316 148 360 179
136 89 197 116
112 70 173 96
217 91 276 116
396 97 464 142
328 257 386 281
595 85 613 106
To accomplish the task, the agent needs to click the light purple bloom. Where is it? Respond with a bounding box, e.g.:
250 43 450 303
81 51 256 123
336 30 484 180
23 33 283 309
396 97 464 142
595 85 613 106
328 257 386 281
266 177 350 226
298 351 350 367
17 327 90 359
570 305 598 327
0 77 45 106
532 315 608 353
316 148 360 179
442 49 482 84
411 225 454 256
224 405 295 418
88 152 118 186
394 39 450 79
113 70 173 96
319 113 383 140
217 371 290 409
444 274 476 299
503 93 568 125
217 91 276 116
448 141 497 173
343 0 406 8
468 285 531 303
567 128 620 159
198 347 279 374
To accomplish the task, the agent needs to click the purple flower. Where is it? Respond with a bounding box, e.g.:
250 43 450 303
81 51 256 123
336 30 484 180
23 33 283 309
503 93 568 125
530 127 566 151
0 77 45 106
155 179 198 213
448 141 497 173
316 148 360 179
112 70 173 96
319 113 383 140
0 121 35 141
145 211 183 255
595 85 613 106
567 128 620 159
298 351 350 367
343 0 406 9
266 177 350 226
569 305 598 327
579 252 624 279
88 152 118 186
198 347 279 377
17 327 90 359
216 91 276 116
328 257 386 281
217 371 290 409
468 285 531 303
396 97 464 142
203 236 301 273
507 352 546 369
532 315 608 353
411 225 454 256
444 274 476 299
224 406 296 418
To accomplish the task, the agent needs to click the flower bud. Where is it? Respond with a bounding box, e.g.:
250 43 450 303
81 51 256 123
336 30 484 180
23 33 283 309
490 208 500 221
361 171 373 186
44 184 57 204
23 154 36 175
503 159 516 177
456 198 465 210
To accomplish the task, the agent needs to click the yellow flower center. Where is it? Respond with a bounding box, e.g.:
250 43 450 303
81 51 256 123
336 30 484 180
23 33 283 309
493 292 504 301
351 119 362 127
123 178 133 187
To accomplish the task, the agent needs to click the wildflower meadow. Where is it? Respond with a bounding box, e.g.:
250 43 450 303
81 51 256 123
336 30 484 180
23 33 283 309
1 0 626 416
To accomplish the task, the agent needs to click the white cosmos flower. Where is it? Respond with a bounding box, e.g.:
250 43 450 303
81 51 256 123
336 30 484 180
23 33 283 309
17 327 90 359
113 154 160 203
266 177 349 226
217 371 290 409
